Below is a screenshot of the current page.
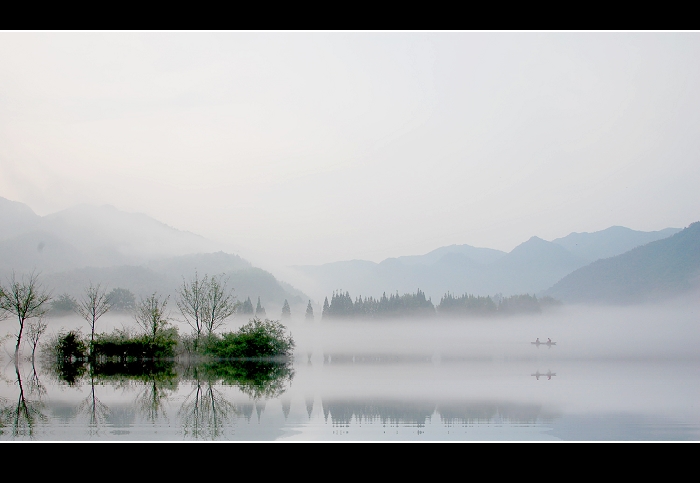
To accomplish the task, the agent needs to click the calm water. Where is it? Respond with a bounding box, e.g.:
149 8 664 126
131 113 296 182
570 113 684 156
2 303 700 441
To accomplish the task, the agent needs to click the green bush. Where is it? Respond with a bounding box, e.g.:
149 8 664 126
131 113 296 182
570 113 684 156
56 330 87 360
92 327 179 359
206 318 294 359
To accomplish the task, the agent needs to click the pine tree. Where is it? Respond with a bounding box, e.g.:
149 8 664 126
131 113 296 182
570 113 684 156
281 299 291 319
255 296 266 317
322 297 329 319
240 296 254 314
305 300 314 321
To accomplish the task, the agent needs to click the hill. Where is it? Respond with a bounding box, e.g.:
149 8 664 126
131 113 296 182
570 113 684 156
546 222 700 303
0 197 309 315
292 239 589 301
551 226 681 262
291 227 680 301
41 253 307 315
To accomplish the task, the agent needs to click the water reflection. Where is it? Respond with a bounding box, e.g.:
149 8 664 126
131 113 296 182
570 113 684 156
319 399 556 427
531 370 557 380
0 363 48 438
437 401 553 425
37 357 295 439
322 400 435 426
1 352 699 440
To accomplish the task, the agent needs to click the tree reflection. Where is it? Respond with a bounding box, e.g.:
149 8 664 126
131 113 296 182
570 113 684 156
77 374 110 434
33 356 294 439
178 365 237 440
0 364 47 438
135 372 177 423
90 361 178 424
54 359 87 387
203 360 294 400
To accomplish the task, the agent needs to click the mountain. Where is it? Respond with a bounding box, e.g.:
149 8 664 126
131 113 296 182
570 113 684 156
291 239 587 301
42 253 307 314
551 226 682 262
291 227 681 301
0 196 41 240
0 230 86 273
545 222 700 303
0 197 310 314
0 198 219 271
394 244 506 266
40 203 218 265
485 237 588 295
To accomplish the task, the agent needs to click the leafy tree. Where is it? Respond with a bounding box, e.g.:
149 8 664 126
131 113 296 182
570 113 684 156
134 293 172 343
281 299 291 320
305 300 314 321
76 282 111 348
107 288 136 312
255 297 266 317
0 271 52 357
51 293 78 314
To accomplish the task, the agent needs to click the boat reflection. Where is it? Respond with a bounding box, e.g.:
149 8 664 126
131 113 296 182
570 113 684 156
531 370 557 380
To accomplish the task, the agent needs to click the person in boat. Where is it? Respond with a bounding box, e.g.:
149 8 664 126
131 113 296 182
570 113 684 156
547 338 552 344
535 338 540 344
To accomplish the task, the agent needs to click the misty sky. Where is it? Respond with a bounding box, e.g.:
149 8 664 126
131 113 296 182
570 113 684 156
1 32 699 267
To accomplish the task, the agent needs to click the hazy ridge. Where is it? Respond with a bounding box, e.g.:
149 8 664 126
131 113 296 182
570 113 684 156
1 196 694 310
546 222 700 303
291 227 682 301
0 197 309 315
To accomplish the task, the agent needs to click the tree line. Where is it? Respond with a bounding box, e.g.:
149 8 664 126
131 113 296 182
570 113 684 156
320 289 561 320
0 270 294 360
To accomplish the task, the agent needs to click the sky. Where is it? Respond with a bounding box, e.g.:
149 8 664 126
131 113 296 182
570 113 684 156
1 31 699 268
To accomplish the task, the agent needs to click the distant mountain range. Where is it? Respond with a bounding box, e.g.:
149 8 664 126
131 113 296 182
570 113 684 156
0 198 218 270
291 226 685 302
546 222 700 304
3 196 695 308
0 197 309 315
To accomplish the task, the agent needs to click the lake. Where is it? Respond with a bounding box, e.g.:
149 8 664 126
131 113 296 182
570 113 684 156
2 302 700 441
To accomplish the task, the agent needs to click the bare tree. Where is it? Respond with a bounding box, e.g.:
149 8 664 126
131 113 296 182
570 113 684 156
26 317 48 362
134 293 171 343
0 271 52 358
176 271 209 350
203 274 239 336
76 282 111 348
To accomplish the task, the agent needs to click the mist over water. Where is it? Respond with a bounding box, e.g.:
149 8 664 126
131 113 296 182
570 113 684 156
291 302 700 361
2 301 699 440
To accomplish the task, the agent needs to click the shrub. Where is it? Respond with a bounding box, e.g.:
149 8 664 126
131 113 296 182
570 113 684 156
92 327 179 359
56 330 88 360
206 317 294 359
